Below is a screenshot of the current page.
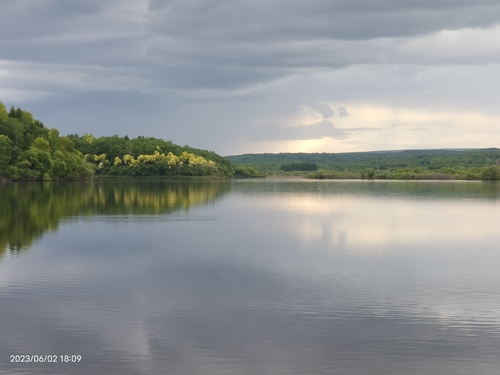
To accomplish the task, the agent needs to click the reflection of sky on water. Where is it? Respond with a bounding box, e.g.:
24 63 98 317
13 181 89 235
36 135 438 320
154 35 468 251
1 181 500 374
239 189 500 252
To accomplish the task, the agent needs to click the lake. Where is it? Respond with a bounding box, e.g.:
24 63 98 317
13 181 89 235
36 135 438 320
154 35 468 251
1 179 500 375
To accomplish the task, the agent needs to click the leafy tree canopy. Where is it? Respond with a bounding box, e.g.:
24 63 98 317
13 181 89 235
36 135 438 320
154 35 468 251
0 102 233 181
0 103 94 181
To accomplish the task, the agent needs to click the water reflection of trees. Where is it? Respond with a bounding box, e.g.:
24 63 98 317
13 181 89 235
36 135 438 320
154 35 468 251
0 181 231 255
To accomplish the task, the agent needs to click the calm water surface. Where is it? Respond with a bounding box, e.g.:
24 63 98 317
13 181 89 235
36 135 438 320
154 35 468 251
1 180 500 374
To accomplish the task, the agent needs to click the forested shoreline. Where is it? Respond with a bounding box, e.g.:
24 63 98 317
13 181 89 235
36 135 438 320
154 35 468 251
68 133 232 178
228 150 500 180
0 103 232 181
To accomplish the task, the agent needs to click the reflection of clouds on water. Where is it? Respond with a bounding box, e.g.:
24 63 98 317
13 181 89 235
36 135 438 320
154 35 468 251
280 196 498 253
233 180 500 255
2 180 500 374
3 227 500 375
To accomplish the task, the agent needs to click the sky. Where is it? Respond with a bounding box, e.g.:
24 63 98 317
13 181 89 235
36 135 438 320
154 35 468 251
1 0 500 156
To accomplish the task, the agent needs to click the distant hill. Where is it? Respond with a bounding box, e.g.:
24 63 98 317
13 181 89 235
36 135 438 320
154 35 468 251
226 149 500 171
226 148 500 180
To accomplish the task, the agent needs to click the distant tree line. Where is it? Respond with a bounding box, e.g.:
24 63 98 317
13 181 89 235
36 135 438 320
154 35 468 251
228 150 500 181
307 166 500 181
228 150 500 170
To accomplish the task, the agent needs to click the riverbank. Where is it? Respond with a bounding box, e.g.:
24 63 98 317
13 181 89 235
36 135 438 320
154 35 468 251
305 167 500 181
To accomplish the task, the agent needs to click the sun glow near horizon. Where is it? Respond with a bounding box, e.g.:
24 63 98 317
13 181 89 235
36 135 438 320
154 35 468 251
237 104 500 154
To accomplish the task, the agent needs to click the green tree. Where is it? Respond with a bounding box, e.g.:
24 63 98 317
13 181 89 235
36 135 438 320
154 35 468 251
0 102 8 123
0 135 12 173
21 148 53 179
481 166 500 181
32 137 51 153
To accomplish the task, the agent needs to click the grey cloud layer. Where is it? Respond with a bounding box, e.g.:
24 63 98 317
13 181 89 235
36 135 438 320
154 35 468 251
1 0 500 152
144 0 500 78
2 0 499 82
148 0 500 41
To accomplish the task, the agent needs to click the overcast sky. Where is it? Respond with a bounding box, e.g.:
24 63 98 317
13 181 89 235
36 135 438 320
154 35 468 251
1 0 500 155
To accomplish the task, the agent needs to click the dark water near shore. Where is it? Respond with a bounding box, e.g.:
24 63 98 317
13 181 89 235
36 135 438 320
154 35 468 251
1 180 500 374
